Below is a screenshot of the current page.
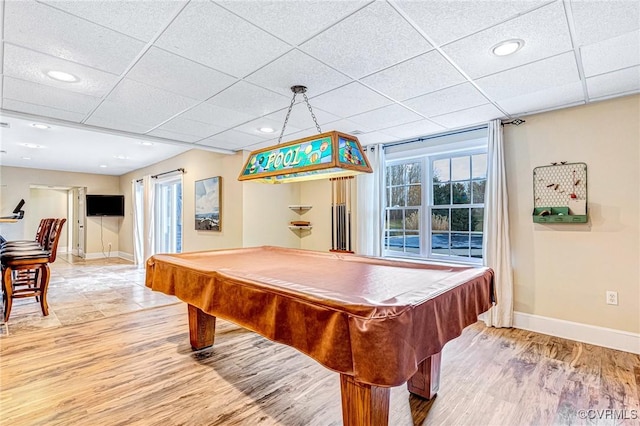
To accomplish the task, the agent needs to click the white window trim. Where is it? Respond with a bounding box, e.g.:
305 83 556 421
382 144 487 265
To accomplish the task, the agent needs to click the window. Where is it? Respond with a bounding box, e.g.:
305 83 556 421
383 129 487 263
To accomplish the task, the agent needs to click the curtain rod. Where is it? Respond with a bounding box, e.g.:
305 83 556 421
152 168 185 179
135 168 185 183
382 124 488 149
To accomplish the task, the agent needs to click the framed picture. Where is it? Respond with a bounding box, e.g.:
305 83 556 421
195 177 221 231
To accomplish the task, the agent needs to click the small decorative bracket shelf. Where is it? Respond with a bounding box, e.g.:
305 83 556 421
288 205 312 214
533 162 588 223
288 225 312 230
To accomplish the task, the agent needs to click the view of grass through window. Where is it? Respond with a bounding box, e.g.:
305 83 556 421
384 151 486 262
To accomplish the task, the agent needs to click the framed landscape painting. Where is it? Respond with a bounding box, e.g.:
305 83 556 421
195 177 221 231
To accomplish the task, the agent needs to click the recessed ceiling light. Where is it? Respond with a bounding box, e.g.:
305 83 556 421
46 70 79 82
99 164 108 168
32 123 50 129
22 157 31 160
114 155 130 160
141 141 154 146
491 39 524 56
259 127 275 133
21 143 44 149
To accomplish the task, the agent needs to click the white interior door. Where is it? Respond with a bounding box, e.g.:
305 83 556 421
77 187 86 258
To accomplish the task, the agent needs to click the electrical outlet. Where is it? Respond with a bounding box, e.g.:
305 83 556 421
606 291 618 305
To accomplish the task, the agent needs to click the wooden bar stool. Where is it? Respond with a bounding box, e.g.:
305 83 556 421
1 218 66 322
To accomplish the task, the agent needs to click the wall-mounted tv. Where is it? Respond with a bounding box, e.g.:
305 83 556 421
86 194 125 217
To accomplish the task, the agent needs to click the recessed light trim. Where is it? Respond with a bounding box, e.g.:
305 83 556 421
259 127 275 133
114 155 130 160
141 141 154 146
32 123 50 129
46 70 79 82
491 39 524 57
21 157 31 160
21 143 44 149
99 164 108 168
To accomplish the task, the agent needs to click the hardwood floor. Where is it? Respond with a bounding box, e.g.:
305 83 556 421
1 297 638 425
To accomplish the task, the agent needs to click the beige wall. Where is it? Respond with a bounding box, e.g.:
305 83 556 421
119 149 306 256
505 94 639 333
119 149 245 255
242 181 301 249
29 188 68 250
0 166 120 255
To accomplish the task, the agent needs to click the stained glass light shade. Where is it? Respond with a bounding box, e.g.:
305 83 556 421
238 131 372 183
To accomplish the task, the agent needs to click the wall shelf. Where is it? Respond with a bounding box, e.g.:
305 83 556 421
288 225 312 230
288 205 312 214
533 162 588 223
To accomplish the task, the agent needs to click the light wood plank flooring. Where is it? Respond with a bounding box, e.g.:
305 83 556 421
1 259 639 425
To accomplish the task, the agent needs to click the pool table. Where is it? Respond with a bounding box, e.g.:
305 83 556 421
146 246 494 425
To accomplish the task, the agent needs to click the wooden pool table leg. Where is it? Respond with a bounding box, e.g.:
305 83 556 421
340 374 390 426
407 351 442 400
188 304 216 350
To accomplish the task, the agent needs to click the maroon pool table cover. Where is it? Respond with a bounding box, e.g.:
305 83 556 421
145 246 494 387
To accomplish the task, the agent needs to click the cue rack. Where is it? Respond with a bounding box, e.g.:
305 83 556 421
330 176 354 253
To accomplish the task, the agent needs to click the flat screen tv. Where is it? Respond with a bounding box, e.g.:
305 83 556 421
86 194 125 217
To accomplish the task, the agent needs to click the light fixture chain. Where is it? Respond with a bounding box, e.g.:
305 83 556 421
302 93 322 134
278 92 298 144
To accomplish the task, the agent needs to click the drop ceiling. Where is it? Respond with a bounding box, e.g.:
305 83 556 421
1 0 638 175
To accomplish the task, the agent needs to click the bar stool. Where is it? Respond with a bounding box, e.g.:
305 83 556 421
1 218 66 322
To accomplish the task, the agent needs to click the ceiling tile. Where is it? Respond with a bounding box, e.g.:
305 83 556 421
40 0 187 42
126 47 237 101
581 30 640 77
2 98 87 123
570 0 640 46
85 110 156 134
3 44 119 97
178 102 254 128
308 82 393 117
152 117 227 139
3 76 101 114
395 0 553 45
321 118 374 134
245 50 352 96
586 66 640 100
155 1 290 77
196 130 264 150
442 2 573 78
146 129 200 143
361 51 466 101
301 1 432 78
4 1 145 74
262 103 340 131
430 104 504 129
232 117 302 139
102 78 200 126
356 131 400 145
476 52 580 100
404 83 488 117
348 104 424 132
497 82 585 115
380 119 446 140
207 81 290 117
216 0 367 45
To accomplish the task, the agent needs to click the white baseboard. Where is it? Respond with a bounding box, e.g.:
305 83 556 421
84 251 133 262
118 251 134 262
512 311 640 355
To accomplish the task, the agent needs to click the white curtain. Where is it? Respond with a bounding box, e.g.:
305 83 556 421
142 175 156 264
131 179 144 266
483 120 514 327
356 144 385 257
